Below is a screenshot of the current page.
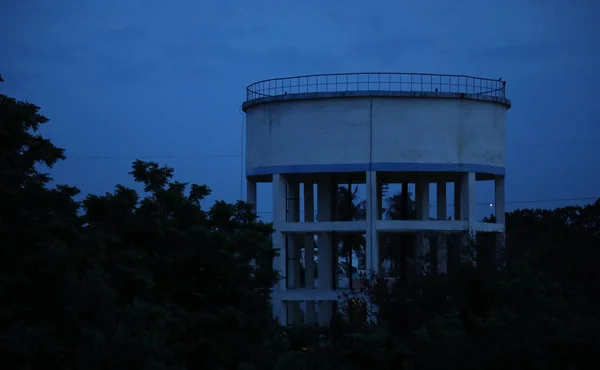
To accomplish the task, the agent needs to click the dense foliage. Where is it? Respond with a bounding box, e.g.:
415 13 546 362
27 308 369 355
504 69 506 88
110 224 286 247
2 79 600 369
0 83 280 369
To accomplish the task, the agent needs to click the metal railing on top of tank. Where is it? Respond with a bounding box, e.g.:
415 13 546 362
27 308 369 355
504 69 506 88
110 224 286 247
245 72 506 101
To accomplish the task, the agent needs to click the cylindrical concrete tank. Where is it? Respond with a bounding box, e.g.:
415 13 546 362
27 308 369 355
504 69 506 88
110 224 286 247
242 73 511 326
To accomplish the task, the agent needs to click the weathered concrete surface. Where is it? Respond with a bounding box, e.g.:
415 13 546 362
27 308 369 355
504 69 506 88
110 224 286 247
245 95 507 177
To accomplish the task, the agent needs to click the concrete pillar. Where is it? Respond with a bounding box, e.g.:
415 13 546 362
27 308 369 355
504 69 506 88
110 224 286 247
460 172 477 227
460 172 477 265
436 181 448 274
415 179 430 273
317 174 334 326
303 181 316 325
272 174 288 325
287 180 301 323
376 178 383 220
375 178 383 278
365 171 379 321
453 180 461 221
287 180 301 288
396 182 411 279
449 177 464 275
416 179 430 220
366 171 379 275
246 179 257 213
494 175 507 272
495 176 506 225
304 182 315 223
375 178 384 277
287 180 299 222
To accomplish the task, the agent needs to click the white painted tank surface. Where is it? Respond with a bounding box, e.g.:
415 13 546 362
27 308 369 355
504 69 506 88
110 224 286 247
242 73 511 179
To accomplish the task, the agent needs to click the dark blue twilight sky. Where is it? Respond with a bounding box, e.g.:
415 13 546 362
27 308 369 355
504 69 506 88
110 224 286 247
1 0 599 221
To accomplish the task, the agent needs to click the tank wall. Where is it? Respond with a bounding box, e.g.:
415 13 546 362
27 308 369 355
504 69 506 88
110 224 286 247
245 97 506 176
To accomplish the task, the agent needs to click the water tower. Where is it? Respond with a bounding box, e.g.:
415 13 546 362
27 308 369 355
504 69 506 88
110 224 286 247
242 73 511 326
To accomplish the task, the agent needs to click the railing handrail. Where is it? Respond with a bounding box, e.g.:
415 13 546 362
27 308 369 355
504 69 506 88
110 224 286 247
245 72 507 102
247 72 502 89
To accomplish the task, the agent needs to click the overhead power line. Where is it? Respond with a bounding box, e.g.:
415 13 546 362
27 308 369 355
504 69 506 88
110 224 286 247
508 140 600 148
502 196 599 205
70 154 241 160
254 196 599 215
56 140 600 214
66 139 600 161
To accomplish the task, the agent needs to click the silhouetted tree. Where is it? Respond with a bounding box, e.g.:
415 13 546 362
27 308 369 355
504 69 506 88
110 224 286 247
0 77 281 370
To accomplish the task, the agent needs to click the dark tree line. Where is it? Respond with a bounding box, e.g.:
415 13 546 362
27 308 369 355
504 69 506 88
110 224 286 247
1 80 282 369
2 78 600 369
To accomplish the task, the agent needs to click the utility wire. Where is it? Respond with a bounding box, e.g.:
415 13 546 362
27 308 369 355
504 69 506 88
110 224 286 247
509 140 600 148
66 140 600 160
61 139 599 213
501 196 599 205
254 196 599 215
70 154 241 160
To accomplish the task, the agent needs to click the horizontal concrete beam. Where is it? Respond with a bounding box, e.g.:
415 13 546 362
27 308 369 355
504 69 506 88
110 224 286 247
278 220 505 234
273 289 342 302
278 221 367 233
376 220 469 232
376 220 505 233
247 162 505 177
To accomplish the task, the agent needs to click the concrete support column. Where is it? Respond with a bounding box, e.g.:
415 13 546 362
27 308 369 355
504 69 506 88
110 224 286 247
436 181 448 274
303 181 316 325
272 174 288 325
365 171 379 275
449 176 465 275
460 172 477 266
453 181 461 221
287 180 301 288
495 176 506 225
416 179 430 220
317 174 334 326
376 178 383 220
287 180 301 324
399 182 410 279
415 179 430 273
246 179 257 213
304 182 315 223
460 172 477 231
375 179 384 278
494 175 507 272
375 179 383 280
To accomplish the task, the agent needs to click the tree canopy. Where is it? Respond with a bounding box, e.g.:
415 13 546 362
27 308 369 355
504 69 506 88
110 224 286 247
0 82 281 369
1 78 600 369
